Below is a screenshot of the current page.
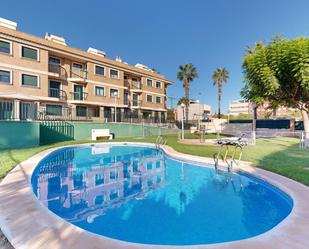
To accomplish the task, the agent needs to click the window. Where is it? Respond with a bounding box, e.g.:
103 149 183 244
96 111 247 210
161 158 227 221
89 106 100 117
110 69 119 79
49 81 61 97
110 89 119 97
73 62 83 69
156 81 162 88
21 74 38 87
0 40 11 54
0 70 11 84
132 94 139 106
156 96 161 104
147 95 153 103
95 195 104 205
124 92 129 105
21 46 38 60
95 86 105 96
49 57 60 65
95 65 105 75
76 106 87 117
46 105 62 116
95 174 104 185
147 79 153 87
110 171 118 180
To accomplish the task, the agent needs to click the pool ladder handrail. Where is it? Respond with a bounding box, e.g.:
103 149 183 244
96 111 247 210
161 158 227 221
213 134 248 171
156 135 167 149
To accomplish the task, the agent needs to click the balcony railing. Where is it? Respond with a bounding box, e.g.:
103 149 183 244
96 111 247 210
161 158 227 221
71 68 88 80
48 63 67 77
49 88 67 100
131 82 142 90
70 91 88 101
132 100 142 107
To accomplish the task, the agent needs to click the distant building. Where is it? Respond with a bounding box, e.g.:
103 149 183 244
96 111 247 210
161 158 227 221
228 99 297 117
176 100 211 121
228 100 251 116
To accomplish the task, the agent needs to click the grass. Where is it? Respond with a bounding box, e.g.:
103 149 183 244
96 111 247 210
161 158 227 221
1 134 309 186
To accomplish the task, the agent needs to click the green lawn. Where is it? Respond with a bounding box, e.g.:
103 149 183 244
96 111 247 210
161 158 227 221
1 135 309 186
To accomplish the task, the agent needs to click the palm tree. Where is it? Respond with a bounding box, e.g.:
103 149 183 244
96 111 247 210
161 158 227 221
177 64 199 122
212 67 229 119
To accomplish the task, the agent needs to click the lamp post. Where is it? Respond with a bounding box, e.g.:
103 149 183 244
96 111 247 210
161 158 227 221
113 91 118 122
180 103 185 140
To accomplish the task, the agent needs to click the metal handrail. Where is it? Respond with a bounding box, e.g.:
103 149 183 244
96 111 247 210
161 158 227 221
70 91 88 101
49 88 67 100
48 63 67 77
213 134 248 171
70 68 88 80
155 135 167 149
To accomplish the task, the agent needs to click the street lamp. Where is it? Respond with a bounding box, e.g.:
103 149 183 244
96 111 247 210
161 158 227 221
113 91 118 122
180 103 185 140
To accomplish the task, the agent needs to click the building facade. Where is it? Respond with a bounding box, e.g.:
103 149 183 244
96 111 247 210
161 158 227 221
0 18 172 123
228 100 251 116
176 100 212 122
228 99 297 117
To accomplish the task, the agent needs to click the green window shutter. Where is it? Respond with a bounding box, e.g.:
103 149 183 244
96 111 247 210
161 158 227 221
22 46 38 60
22 74 38 87
0 70 11 83
0 41 10 54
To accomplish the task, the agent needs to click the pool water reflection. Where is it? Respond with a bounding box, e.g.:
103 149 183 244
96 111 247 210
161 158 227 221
31 145 293 245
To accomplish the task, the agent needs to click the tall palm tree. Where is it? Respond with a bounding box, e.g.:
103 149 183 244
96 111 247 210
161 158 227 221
212 67 229 119
177 64 199 122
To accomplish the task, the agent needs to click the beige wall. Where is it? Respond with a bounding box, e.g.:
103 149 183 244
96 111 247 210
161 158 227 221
0 27 171 119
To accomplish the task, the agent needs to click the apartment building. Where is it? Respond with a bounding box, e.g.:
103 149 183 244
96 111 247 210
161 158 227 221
176 100 212 122
0 18 172 123
228 99 297 117
228 100 251 116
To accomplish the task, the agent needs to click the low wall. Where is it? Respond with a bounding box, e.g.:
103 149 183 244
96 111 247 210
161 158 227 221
0 121 40 149
73 122 178 140
0 121 179 149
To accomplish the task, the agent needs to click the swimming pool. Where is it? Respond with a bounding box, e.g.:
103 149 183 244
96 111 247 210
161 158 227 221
31 144 293 246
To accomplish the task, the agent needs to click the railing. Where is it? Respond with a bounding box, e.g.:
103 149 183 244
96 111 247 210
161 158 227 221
49 88 67 100
70 92 88 101
131 82 142 90
132 100 142 107
70 68 88 80
48 63 67 77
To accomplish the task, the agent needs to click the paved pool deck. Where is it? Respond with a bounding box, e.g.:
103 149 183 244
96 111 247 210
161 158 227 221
0 142 309 249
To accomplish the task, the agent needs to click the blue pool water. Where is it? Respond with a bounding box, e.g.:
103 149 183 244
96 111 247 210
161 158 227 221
31 144 293 245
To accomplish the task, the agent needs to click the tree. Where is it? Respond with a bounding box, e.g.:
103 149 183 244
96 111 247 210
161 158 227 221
177 64 199 122
177 97 189 106
212 67 229 119
241 37 309 142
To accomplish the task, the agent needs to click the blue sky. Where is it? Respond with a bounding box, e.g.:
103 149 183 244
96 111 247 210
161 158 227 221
2 0 309 113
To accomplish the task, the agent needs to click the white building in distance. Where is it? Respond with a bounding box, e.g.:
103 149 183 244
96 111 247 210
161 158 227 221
176 100 211 121
228 100 251 116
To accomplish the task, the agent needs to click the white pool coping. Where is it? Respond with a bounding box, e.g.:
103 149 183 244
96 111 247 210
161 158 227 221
0 142 309 249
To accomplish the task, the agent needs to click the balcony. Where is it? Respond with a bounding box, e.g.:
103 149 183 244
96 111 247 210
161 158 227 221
48 63 66 78
49 88 67 101
132 100 142 108
70 68 88 82
70 91 88 101
131 82 143 93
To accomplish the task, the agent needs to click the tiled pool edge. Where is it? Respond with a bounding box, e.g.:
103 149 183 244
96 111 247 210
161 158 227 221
0 142 308 249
